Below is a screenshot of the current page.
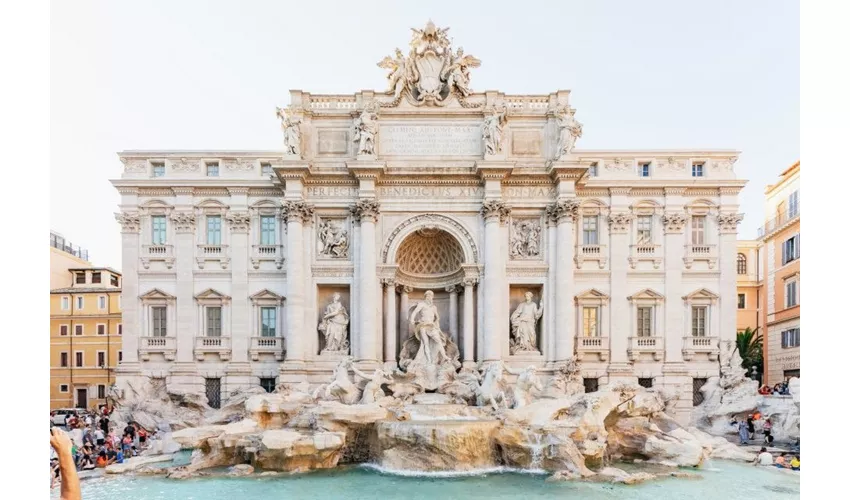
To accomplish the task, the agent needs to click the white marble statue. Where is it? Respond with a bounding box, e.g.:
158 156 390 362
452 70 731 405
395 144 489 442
276 107 302 157
377 48 411 98
554 107 582 160
409 290 449 366
352 104 378 156
510 220 541 259
352 366 393 405
314 356 360 404
505 365 543 408
319 293 350 353
482 106 507 156
318 219 349 258
476 361 509 410
441 47 481 97
510 292 543 353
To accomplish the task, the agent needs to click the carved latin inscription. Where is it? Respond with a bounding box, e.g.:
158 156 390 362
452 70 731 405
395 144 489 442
379 125 482 156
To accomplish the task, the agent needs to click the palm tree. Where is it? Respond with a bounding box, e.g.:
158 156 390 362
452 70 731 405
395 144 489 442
736 327 763 379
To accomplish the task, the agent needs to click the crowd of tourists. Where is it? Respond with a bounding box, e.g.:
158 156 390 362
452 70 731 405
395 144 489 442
754 448 800 471
733 412 776 446
50 405 150 483
757 379 792 396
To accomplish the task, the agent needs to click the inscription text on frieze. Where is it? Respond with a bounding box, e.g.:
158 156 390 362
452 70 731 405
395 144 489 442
379 124 482 156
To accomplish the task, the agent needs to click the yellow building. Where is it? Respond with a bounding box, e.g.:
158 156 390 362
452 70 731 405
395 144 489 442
758 161 800 385
50 268 123 410
50 231 91 289
736 240 762 335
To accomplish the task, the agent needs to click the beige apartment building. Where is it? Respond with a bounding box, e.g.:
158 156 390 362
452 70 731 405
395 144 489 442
50 231 91 289
735 240 761 336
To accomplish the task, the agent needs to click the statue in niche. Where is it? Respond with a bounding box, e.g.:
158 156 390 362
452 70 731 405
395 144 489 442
482 105 507 156
318 219 349 258
319 293 349 354
554 106 582 160
275 107 302 157
398 290 461 391
510 220 541 259
510 291 543 354
352 102 378 156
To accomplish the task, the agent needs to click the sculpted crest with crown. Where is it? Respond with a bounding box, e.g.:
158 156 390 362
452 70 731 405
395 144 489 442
377 20 481 106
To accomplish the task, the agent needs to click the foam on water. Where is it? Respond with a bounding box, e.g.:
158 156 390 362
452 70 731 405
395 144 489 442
361 463 547 477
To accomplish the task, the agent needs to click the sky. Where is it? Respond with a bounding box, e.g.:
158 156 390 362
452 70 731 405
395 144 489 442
50 0 799 270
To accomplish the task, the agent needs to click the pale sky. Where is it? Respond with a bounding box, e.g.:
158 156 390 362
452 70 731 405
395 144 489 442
50 0 799 270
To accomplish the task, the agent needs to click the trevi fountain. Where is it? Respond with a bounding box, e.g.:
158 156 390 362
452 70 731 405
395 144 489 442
82 20 800 500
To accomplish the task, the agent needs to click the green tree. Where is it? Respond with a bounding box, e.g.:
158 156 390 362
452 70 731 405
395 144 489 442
736 327 763 379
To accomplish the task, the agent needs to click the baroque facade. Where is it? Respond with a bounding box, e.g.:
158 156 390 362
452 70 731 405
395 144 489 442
112 21 744 419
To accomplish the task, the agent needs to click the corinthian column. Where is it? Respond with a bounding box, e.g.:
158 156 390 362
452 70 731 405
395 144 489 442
462 277 478 368
352 199 381 365
547 200 579 363
281 201 313 368
447 285 459 345
226 209 251 365
662 208 688 363
115 211 141 367
383 278 397 369
481 200 510 362
718 212 744 345
398 285 412 344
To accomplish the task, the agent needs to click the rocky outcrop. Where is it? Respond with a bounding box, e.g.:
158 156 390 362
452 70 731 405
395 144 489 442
687 426 757 462
112 378 208 432
598 467 657 485
104 454 174 474
605 414 705 467
255 430 346 472
495 424 593 476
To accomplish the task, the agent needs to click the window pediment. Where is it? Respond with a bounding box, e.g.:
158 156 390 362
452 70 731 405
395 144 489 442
250 289 284 305
628 288 665 303
575 288 610 305
140 288 175 302
195 288 231 304
683 288 719 304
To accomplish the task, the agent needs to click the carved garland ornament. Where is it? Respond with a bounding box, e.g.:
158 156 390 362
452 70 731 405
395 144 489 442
546 200 580 223
717 213 744 233
120 158 147 173
226 211 251 233
607 212 634 233
281 201 315 224
662 212 689 233
171 158 200 172
224 158 256 171
480 199 511 223
381 213 479 264
114 212 141 233
170 211 196 233
350 198 381 222
605 157 632 171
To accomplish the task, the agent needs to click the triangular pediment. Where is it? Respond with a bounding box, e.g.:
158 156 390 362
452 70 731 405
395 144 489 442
250 289 284 301
576 288 609 300
139 288 175 300
628 288 665 301
194 288 231 301
683 288 719 301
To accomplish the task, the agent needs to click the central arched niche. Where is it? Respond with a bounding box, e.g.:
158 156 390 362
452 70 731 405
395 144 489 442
396 228 464 279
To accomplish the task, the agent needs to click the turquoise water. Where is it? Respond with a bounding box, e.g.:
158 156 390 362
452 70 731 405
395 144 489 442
60 461 799 500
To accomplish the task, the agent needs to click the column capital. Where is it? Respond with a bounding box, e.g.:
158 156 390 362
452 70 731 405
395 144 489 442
351 198 381 223
546 199 579 224
400 285 413 294
281 200 314 223
480 199 511 223
607 212 633 233
381 277 396 287
226 211 251 233
461 277 479 287
662 211 688 233
115 211 141 233
717 212 744 234
445 285 458 294
170 211 197 233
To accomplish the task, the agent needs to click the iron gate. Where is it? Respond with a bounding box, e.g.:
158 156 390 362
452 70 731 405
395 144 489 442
206 378 221 409
692 378 708 407
583 378 599 393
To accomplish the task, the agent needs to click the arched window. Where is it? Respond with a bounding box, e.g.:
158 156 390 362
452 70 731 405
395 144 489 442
737 253 747 275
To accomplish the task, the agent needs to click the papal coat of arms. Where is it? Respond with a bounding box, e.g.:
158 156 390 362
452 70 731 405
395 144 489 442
377 20 481 106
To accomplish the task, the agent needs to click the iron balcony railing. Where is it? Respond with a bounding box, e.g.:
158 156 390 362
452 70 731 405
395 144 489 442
758 206 800 238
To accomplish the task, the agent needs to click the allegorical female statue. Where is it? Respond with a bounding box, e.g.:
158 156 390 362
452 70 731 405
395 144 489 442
510 291 544 353
319 293 349 353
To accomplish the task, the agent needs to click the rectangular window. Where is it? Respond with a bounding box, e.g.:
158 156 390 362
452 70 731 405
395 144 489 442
76 296 84 310
206 162 219 177
97 351 106 367
636 215 652 245
110 274 119 287
118 324 123 335
260 377 276 393
60 352 69 368
785 279 798 307
588 162 598 177
92 272 101 284
788 190 799 218
152 307 167 337
207 307 222 337
637 307 652 337
583 378 599 393
782 234 800 264
97 324 105 336
75 325 83 336
75 272 86 284
776 200 786 218
152 162 165 177
61 297 69 310
638 377 654 388
118 351 123 362
97 385 106 399
692 306 707 336
691 216 706 245
60 325 68 336
98 296 107 310
260 215 276 245
152 215 167 245
781 328 800 348
582 216 598 245
261 163 272 175
75 352 84 367
59 384 69 393
261 307 277 337
692 162 704 177
737 293 746 309
206 378 222 409
207 215 222 245
639 162 651 177
582 306 599 337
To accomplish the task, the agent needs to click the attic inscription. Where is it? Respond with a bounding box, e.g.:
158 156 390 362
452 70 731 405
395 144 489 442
379 125 482 156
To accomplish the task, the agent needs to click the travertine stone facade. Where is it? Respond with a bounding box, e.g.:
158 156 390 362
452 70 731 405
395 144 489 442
112 21 745 420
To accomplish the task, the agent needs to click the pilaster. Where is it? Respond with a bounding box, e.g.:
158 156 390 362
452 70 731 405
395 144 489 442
480 199 510 361
226 194 250 365
607 187 632 368
718 212 744 343
662 188 688 365
351 198 381 365
115 210 141 367
547 199 579 364
281 200 313 369
171 205 196 364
